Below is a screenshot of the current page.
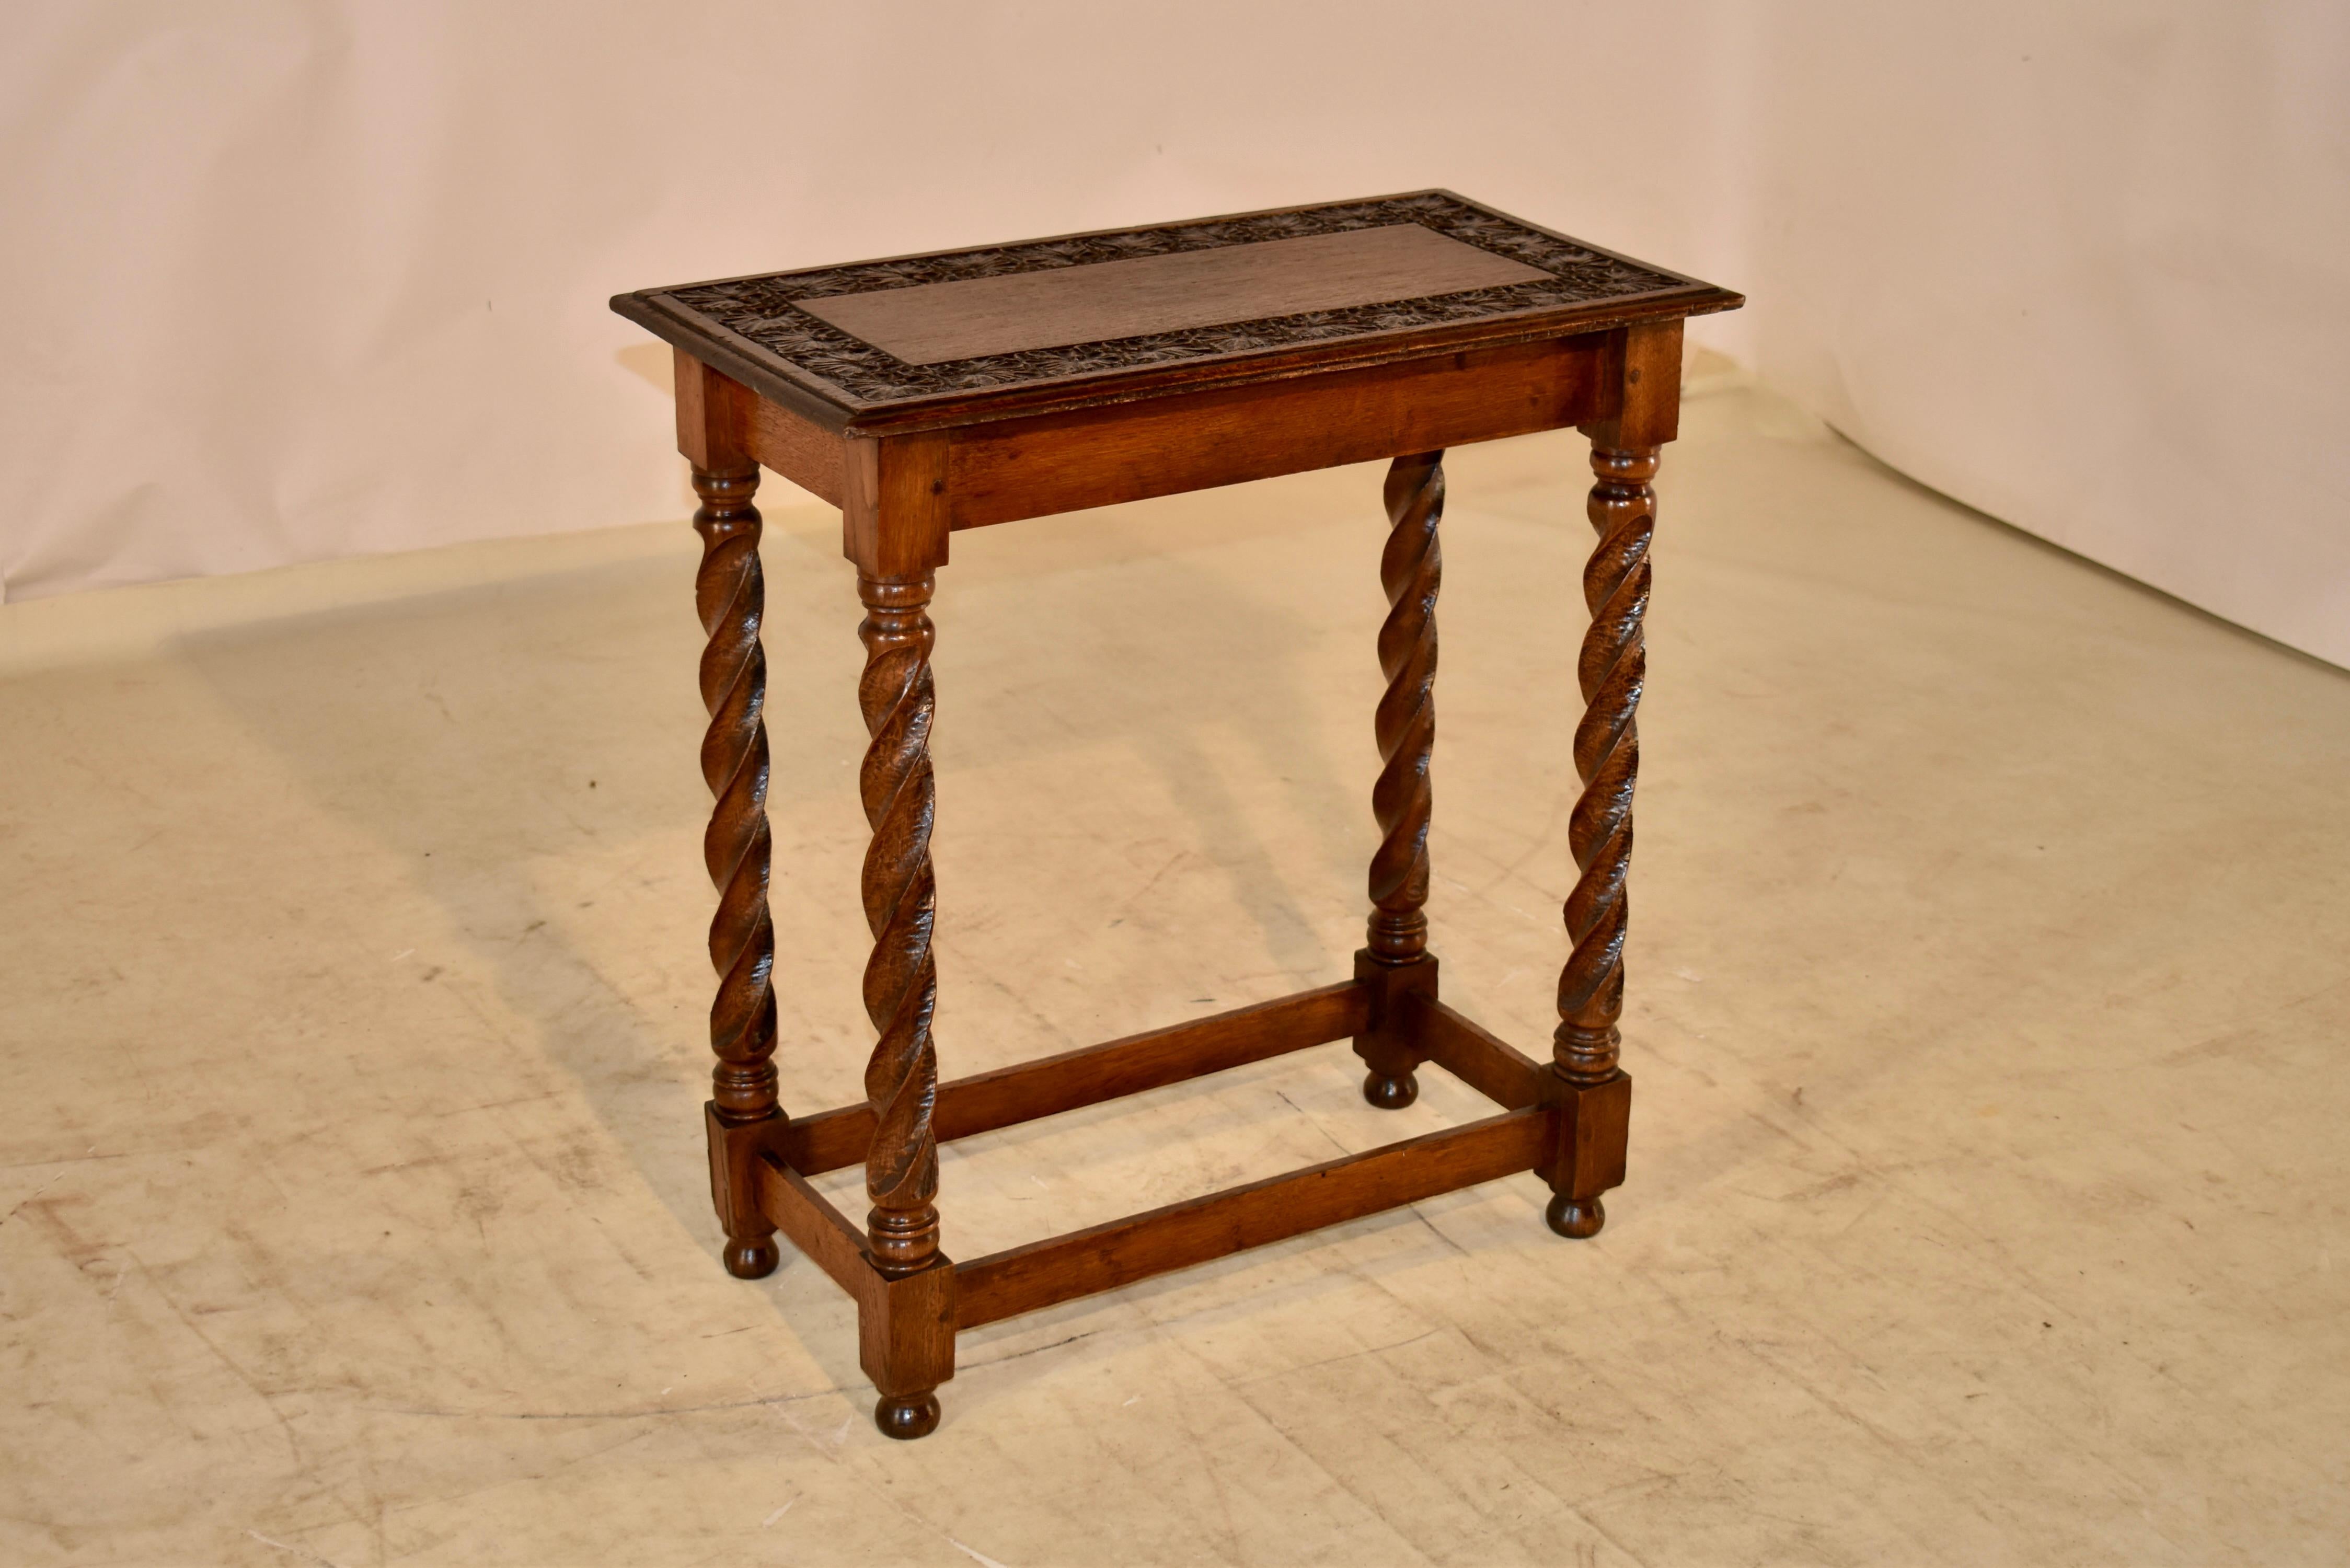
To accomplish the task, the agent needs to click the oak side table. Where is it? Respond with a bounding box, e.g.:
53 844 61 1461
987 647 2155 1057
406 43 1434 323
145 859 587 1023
612 191 1741 1439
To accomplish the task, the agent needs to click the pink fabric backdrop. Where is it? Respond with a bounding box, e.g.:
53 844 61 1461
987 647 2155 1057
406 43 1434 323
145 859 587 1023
3 1 2343 665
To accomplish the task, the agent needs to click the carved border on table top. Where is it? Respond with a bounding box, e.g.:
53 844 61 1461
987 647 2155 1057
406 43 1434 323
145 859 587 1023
666 193 1684 403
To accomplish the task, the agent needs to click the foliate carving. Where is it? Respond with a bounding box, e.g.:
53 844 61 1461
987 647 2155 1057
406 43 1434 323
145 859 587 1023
857 575 942 1277
692 466 780 1124
1555 446 1658 1086
1369 453 1443 962
669 193 1684 403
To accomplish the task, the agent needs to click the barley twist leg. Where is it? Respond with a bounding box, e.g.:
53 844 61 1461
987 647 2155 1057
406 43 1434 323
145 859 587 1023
856 574 943 1291
1359 452 1444 1108
1549 443 1657 1238
693 464 782 1278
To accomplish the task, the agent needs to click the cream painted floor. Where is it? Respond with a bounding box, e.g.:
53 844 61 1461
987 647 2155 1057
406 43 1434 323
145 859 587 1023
5 385 2349 1567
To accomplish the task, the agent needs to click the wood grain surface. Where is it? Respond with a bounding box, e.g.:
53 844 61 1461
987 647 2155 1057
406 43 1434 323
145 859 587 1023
799 224 1549 364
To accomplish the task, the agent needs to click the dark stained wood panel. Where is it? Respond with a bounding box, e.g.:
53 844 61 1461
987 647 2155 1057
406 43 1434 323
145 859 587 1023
798 224 1550 365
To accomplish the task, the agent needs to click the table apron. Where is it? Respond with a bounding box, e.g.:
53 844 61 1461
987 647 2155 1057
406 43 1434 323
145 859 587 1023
938 332 1612 529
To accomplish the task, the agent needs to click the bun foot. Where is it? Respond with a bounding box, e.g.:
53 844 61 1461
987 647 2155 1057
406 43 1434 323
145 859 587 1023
874 1390 941 1440
1546 1193 1606 1239
723 1236 781 1278
1363 1069 1419 1109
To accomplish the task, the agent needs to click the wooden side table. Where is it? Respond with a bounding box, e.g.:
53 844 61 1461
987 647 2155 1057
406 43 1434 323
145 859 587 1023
612 191 1740 1439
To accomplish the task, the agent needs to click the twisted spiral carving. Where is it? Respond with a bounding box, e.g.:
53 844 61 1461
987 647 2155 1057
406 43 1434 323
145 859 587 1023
692 466 780 1124
1555 445 1658 1085
1369 453 1443 962
857 574 942 1276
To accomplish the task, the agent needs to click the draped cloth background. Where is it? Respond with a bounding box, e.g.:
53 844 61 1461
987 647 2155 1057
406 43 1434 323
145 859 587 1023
4 1 2344 666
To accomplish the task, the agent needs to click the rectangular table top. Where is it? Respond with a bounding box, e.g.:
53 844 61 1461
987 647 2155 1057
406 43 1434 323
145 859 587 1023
613 191 1740 433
